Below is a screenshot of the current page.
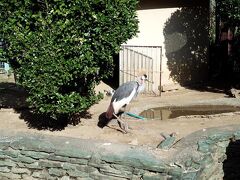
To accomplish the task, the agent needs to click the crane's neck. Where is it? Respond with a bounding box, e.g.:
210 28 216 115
136 79 145 95
136 74 147 94
136 78 145 86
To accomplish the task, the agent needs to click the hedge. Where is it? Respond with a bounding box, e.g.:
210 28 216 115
0 0 139 122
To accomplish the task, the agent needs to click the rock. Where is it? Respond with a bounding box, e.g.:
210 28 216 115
0 167 10 173
157 133 176 150
229 88 240 98
128 138 138 146
11 167 31 175
48 168 66 177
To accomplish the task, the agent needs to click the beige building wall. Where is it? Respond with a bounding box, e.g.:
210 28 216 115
123 1 210 92
125 8 178 90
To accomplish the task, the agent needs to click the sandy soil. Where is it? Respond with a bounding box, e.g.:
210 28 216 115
1 82 240 148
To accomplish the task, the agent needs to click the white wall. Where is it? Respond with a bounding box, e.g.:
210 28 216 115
125 8 180 90
125 5 209 91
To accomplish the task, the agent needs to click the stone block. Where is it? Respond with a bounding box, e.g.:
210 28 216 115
55 148 91 159
62 162 77 170
12 155 36 164
11 167 31 175
76 177 93 180
23 162 43 170
0 141 10 150
75 165 88 172
190 162 201 170
198 154 214 166
110 164 134 172
16 162 25 168
142 173 167 180
48 155 71 162
21 150 50 159
133 168 145 175
0 154 8 159
10 137 55 153
101 154 166 173
86 166 98 173
157 136 176 150
48 168 66 177
39 160 63 168
0 159 16 167
131 175 142 180
88 153 102 167
197 140 211 153
182 171 198 180
217 154 227 163
234 131 240 139
0 166 10 173
67 170 89 178
208 132 232 142
2 149 19 158
199 163 219 179
22 174 40 180
70 158 88 165
100 164 132 178
32 171 42 178
89 171 124 180
32 170 50 179
168 167 183 178
184 158 193 167
0 172 21 179
62 162 87 172
60 176 71 180
216 141 229 149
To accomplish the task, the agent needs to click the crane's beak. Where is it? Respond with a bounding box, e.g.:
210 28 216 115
145 78 154 84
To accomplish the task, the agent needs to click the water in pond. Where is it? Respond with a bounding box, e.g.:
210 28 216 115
139 105 240 120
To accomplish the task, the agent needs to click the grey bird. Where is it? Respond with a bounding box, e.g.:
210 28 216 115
105 74 147 133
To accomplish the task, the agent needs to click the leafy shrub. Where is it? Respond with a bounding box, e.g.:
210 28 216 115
218 0 240 26
0 0 139 120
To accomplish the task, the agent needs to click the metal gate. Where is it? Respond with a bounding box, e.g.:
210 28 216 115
119 45 162 95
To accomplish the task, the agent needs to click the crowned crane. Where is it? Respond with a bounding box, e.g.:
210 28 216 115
105 74 147 133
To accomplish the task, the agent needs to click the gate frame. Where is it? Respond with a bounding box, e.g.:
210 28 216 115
119 45 162 96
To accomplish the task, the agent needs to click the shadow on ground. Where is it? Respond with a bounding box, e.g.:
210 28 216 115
0 82 28 109
0 82 91 131
97 112 111 128
0 80 237 131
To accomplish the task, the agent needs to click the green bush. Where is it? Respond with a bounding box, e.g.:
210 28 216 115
0 0 139 120
218 0 240 26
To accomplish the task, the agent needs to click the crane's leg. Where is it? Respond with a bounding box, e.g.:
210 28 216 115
113 113 129 133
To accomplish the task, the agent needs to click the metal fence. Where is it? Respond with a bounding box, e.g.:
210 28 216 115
119 45 162 95
0 62 5 74
0 62 4 69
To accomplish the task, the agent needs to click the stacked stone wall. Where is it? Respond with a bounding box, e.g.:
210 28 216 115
0 125 240 179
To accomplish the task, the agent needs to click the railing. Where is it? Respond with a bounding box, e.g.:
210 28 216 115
119 45 162 95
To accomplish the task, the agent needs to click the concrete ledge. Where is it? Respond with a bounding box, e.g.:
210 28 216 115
0 125 240 179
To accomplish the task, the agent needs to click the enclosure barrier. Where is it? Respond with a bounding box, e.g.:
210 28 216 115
0 125 239 179
119 45 162 95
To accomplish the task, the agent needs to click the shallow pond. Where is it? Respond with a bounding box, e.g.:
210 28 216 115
139 105 240 120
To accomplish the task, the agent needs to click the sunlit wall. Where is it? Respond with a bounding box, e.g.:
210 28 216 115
125 0 210 90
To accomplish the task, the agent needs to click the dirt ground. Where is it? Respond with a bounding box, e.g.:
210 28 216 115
1 81 240 148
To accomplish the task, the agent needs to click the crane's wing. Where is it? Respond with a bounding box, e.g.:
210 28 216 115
111 81 138 102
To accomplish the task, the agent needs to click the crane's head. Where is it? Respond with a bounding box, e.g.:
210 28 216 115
142 74 147 80
137 74 147 85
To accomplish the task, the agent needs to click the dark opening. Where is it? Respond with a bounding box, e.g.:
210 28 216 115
223 139 240 180
103 54 119 89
